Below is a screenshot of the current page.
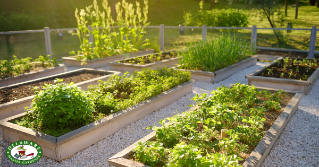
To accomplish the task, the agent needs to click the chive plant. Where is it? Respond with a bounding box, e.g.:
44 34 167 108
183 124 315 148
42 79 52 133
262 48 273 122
178 34 252 72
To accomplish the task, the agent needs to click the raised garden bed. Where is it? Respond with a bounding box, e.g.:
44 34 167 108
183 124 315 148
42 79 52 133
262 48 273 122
0 68 119 120
62 49 155 68
0 68 194 161
246 57 319 95
108 84 302 167
110 51 179 73
0 65 66 88
173 57 257 83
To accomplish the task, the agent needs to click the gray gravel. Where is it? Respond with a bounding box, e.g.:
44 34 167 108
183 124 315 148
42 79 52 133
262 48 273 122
4 61 315 167
261 79 319 166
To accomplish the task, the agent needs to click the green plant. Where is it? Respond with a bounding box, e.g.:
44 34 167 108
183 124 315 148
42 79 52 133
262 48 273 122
14 68 190 137
178 34 251 72
134 141 168 166
133 83 286 166
88 67 191 115
184 1 249 28
15 79 95 137
0 55 57 78
71 0 150 65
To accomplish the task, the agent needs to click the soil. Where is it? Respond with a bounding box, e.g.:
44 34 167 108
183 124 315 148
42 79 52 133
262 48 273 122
1 64 58 79
257 49 314 58
119 52 178 65
126 91 295 166
256 58 319 80
0 72 103 104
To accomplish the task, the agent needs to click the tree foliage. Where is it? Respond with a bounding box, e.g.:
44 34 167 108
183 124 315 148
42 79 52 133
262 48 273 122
251 0 285 44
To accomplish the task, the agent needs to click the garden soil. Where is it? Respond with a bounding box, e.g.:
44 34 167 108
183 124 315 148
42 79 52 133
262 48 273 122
0 72 102 104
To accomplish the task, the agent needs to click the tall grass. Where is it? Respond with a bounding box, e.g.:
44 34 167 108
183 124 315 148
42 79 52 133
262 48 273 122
178 34 252 72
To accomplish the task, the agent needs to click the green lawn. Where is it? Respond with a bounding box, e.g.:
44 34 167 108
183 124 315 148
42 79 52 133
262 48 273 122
0 0 318 60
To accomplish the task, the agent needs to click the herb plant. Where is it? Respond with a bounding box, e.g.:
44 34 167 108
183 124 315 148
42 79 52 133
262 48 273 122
15 68 191 137
133 83 287 166
259 57 319 80
0 55 58 79
178 34 252 72
15 79 95 137
88 67 191 115
120 52 179 65
71 0 151 65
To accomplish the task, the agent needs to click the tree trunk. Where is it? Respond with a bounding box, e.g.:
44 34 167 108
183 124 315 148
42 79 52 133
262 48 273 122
262 8 283 44
285 0 288 16
210 0 214 9
295 0 299 19
309 0 316 5
317 0 319 7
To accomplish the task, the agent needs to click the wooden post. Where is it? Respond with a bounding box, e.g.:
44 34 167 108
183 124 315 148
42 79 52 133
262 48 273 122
44 27 53 59
160 24 164 51
251 25 257 54
202 25 207 41
308 26 317 58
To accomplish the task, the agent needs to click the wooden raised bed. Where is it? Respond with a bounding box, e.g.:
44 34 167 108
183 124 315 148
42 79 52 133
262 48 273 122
108 88 303 167
246 57 319 95
0 65 66 88
0 68 120 120
62 49 155 68
172 57 257 83
110 51 179 73
0 79 194 161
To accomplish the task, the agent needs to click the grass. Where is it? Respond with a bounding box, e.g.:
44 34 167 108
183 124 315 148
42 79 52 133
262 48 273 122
0 0 318 60
178 34 251 72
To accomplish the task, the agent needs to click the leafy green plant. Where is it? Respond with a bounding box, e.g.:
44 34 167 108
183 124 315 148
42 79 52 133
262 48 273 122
71 0 151 65
0 55 57 79
14 68 190 137
15 79 95 137
88 67 191 115
133 83 287 166
259 58 319 80
178 34 251 72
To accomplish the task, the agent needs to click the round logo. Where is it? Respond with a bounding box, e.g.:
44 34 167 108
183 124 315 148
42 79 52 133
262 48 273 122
6 140 43 165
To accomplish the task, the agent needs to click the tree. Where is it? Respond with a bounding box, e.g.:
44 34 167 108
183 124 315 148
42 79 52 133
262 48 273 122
285 0 288 16
317 0 319 7
210 0 214 9
295 0 299 19
251 0 284 44
309 0 316 5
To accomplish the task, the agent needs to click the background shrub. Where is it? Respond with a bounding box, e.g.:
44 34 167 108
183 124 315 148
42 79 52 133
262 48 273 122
184 1 249 27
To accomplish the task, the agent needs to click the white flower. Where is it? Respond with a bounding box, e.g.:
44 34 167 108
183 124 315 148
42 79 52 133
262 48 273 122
80 9 86 17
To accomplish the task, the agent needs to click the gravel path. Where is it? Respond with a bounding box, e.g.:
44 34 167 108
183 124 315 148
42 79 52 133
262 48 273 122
261 79 319 166
2 61 316 167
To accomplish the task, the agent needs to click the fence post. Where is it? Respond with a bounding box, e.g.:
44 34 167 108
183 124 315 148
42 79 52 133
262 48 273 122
179 24 184 35
251 25 257 54
160 24 164 51
88 25 94 43
308 26 317 58
44 27 53 59
202 25 207 41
